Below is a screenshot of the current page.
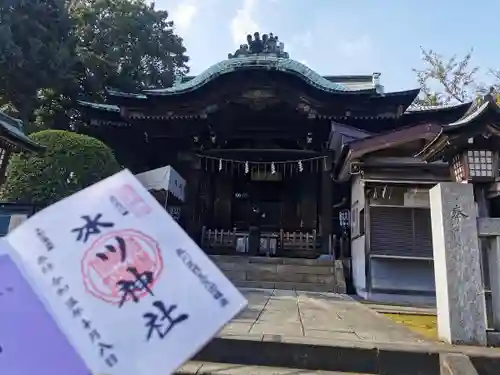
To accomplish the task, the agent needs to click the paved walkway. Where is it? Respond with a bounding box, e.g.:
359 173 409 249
218 288 431 345
178 361 371 374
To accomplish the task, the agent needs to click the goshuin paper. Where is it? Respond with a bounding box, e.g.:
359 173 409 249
0 241 89 375
6 170 247 375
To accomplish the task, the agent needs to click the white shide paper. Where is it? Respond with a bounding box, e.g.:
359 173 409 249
6 169 247 375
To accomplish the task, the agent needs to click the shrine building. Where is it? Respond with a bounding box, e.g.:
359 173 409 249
76 32 500 304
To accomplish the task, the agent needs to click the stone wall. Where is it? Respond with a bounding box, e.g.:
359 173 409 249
210 255 346 293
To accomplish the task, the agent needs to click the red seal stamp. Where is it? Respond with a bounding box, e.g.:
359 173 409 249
81 229 163 305
114 184 152 217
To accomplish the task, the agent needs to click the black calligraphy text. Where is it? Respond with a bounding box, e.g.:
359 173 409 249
71 214 114 243
143 300 189 341
96 236 127 262
117 267 154 307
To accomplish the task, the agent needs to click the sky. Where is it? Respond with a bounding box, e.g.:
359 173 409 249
156 0 500 92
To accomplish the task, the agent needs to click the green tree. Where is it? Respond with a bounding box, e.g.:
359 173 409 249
0 0 78 130
412 48 500 107
72 0 189 96
0 0 190 131
412 48 481 106
0 130 122 206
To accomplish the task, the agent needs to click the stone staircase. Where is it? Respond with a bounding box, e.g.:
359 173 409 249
210 255 346 293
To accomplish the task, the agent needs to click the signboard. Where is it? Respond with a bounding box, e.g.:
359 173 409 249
0 242 89 375
135 165 186 202
6 169 247 375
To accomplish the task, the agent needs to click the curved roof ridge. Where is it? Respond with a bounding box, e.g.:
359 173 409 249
77 100 120 112
447 101 490 128
405 102 471 113
143 56 376 96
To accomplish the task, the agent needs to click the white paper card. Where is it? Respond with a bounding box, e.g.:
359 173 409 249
6 169 247 375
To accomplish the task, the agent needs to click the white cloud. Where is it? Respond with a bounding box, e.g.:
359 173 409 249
171 1 198 34
230 0 260 46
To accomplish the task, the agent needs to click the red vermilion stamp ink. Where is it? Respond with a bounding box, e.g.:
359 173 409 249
81 229 163 305
116 184 152 217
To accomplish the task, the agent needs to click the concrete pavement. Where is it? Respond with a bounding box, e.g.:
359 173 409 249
186 289 500 374
218 288 430 345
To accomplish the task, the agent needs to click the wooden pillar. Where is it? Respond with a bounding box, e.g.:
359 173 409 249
181 157 202 242
213 174 232 229
298 175 317 230
320 158 332 255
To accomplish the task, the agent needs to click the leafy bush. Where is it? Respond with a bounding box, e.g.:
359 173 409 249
1 130 121 206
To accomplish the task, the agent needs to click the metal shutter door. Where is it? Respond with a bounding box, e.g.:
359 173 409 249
413 208 433 258
370 206 414 256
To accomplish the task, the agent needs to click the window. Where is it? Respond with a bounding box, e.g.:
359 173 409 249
351 202 366 238
351 204 358 237
359 208 365 236
451 154 465 182
468 150 493 178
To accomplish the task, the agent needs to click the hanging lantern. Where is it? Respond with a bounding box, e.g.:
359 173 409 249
271 162 276 174
245 161 249 174
218 158 223 172
298 160 303 172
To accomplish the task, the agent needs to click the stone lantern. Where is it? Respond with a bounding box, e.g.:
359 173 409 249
416 92 500 217
450 149 497 183
417 94 500 189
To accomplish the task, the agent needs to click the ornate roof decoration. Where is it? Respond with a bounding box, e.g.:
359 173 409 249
228 32 289 59
104 33 390 98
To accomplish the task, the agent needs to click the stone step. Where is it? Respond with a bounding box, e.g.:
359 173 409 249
210 255 346 293
176 361 372 374
191 336 500 375
231 280 335 292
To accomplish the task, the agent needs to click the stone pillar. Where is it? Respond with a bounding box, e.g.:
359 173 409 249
429 182 487 345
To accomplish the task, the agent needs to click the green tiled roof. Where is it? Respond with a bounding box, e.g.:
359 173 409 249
143 56 375 96
0 112 43 151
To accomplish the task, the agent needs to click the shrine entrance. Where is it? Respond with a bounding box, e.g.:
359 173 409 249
231 173 300 232
198 154 328 258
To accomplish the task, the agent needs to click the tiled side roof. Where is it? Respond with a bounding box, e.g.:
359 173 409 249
0 112 42 151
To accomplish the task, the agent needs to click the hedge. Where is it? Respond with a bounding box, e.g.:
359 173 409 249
0 130 122 206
